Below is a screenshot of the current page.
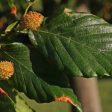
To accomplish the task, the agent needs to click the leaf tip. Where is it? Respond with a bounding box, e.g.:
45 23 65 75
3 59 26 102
55 96 77 107
0 88 8 96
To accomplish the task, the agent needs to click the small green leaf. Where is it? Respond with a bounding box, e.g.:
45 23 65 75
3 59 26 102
28 30 38 46
15 95 34 112
5 21 18 33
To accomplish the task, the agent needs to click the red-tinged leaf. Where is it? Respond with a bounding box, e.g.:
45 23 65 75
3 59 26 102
0 88 8 96
55 96 77 107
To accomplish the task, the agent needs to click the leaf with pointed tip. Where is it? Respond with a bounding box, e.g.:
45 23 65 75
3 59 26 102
0 43 82 111
5 21 18 33
31 9 112 77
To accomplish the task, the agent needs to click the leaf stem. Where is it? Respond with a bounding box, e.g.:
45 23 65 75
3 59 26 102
24 1 36 15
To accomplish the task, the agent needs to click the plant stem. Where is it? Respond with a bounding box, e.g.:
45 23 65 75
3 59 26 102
24 1 36 15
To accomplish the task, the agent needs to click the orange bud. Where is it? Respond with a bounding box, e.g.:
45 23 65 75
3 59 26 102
20 11 44 30
55 96 77 106
0 61 14 80
10 5 17 16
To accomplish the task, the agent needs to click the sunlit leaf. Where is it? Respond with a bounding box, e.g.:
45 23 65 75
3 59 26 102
31 9 112 77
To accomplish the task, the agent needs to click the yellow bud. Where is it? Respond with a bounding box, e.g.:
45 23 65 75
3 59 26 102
20 11 44 30
0 61 14 80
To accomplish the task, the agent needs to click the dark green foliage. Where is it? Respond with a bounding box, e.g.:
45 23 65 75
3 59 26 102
0 42 81 111
32 10 112 78
0 95 15 112
1 1 112 111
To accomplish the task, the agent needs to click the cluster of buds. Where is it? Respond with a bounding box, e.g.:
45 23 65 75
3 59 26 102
20 11 44 30
0 61 14 80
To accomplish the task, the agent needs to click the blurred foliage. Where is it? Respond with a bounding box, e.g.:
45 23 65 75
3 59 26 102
0 0 112 31
0 0 43 31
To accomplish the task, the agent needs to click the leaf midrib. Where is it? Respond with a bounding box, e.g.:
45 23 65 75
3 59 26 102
39 30 104 54
1 50 35 75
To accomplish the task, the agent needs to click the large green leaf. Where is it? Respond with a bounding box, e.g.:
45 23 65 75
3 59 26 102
32 9 112 77
29 46 70 87
0 43 81 111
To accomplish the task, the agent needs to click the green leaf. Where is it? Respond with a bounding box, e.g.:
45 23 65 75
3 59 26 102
0 43 81 111
28 30 38 46
5 21 18 33
15 94 35 112
0 85 15 112
30 46 70 87
8 0 15 7
0 84 34 112
0 93 15 112
32 9 112 77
